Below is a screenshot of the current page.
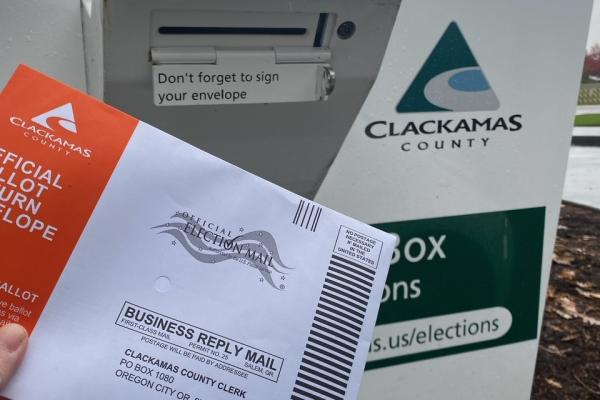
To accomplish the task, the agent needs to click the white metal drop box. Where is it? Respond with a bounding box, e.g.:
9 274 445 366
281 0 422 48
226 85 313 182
82 0 401 198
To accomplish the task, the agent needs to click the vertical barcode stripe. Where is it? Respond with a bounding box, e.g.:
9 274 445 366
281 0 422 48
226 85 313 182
319 296 365 319
305 204 315 229
299 365 347 389
314 316 360 340
331 255 375 276
312 322 358 347
303 350 352 374
292 199 323 232
290 255 376 399
306 338 354 362
292 386 325 400
293 200 304 224
328 265 373 288
309 329 355 352
295 379 344 400
297 372 346 395
329 260 374 282
324 278 370 300
294 381 343 400
326 271 371 294
315 309 362 333
322 284 369 307
320 289 367 313
311 207 322 232
317 302 363 326
306 342 352 367
301 356 349 380
300 203 309 227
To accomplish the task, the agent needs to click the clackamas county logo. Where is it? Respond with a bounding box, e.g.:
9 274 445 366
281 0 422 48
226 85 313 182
366 22 522 153
153 211 292 290
9 102 93 158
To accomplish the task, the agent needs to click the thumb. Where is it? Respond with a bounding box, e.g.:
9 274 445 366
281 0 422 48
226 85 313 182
0 324 28 390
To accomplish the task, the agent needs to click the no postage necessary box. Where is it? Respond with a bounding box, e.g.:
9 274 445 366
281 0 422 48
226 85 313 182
0 65 394 400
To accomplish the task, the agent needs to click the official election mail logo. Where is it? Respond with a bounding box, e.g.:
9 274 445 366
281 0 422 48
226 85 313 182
396 22 499 113
31 103 78 133
9 102 92 158
153 212 292 290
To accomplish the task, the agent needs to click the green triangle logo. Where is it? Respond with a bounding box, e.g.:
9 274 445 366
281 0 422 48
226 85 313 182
396 22 499 113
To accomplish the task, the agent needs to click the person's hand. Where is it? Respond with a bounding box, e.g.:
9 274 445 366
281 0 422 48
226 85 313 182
0 324 28 390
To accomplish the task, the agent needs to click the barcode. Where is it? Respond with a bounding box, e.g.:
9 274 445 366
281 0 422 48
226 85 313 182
291 255 375 400
293 199 322 232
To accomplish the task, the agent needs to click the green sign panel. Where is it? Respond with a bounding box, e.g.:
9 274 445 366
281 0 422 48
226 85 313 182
366 207 544 369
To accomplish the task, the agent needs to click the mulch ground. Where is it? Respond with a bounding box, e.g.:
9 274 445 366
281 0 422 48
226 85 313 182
531 202 600 399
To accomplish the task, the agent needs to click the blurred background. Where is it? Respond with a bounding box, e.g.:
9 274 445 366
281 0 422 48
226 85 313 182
532 3 600 399
565 0 600 210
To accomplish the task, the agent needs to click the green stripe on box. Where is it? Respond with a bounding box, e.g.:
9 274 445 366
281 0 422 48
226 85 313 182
366 207 544 369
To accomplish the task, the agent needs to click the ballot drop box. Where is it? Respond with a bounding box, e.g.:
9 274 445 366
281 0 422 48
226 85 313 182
82 0 593 399
315 1 593 399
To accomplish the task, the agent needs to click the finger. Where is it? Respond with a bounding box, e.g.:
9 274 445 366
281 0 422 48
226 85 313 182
0 324 28 390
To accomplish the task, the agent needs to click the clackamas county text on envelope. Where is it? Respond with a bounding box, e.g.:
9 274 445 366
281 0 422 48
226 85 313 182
0 65 394 400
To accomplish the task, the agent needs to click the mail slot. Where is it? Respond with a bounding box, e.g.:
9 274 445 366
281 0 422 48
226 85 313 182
81 0 401 198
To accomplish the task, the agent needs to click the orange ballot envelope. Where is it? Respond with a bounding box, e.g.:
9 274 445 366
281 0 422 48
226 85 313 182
0 65 394 400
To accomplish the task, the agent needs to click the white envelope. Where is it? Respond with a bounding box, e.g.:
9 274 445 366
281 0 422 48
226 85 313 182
0 66 394 400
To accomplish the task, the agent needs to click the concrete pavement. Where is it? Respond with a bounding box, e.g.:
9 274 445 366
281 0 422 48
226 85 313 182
573 127 600 137
563 145 600 209
576 105 600 115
